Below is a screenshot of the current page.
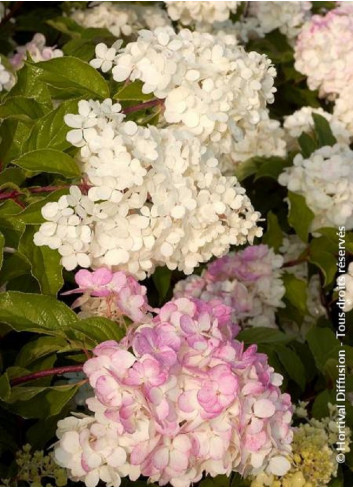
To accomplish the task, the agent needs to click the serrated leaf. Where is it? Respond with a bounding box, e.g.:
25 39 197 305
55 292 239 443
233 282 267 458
5 63 52 107
13 149 80 178
283 272 308 314
287 191 314 242
0 291 77 334
24 99 79 151
35 56 110 99
18 226 63 295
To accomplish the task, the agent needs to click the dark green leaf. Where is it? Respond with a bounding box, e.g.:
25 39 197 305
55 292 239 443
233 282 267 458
306 327 340 371
263 211 283 252
254 157 291 181
35 56 110 99
64 317 125 348
237 328 293 345
18 226 63 295
0 291 77 334
298 132 318 158
283 272 308 314
0 96 46 121
276 345 306 390
152 267 172 303
13 149 80 178
312 113 337 147
17 189 69 225
24 99 79 151
0 231 4 269
16 336 68 368
288 191 314 242
114 80 154 101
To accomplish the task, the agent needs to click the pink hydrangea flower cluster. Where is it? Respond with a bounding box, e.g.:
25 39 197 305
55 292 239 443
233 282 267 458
174 245 285 329
54 297 293 487
65 267 150 323
10 33 63 70
294 5 353 98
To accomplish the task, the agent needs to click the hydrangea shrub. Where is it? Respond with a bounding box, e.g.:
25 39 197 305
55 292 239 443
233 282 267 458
0 1 352 488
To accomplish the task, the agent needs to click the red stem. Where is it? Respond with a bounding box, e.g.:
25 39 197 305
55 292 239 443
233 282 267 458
0 183 91 202
122 98 164 115
10 365 84 386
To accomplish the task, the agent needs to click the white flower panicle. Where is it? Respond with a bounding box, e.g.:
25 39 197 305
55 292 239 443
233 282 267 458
334 86 353 138
34 99 262 279
278 144 353 231
294 5 353 98
165 1 239 26
108 27 277 166
71 2 171 38
283 106 351 151
246 1 312 42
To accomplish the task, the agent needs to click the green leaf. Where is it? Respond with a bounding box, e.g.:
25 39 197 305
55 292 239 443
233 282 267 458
0 373 10 402
298 132 318 158
152 267 172 303
283 272 308 314
0 167 27 187
237 328 293 345
311 389 336 419
8 384 80 419
287 191 314 242
254 157 291 181
64 317 125 348
312 112 337 147
306 327 340 371
24 99 79 151
0 200 26 247
35 56 110 99
6 63 52 107
16 189 69 225
234 158 260 181
310 238 337 287
13 149 80 178
0 119 33 164
0 291 77 334
276 345 306 390
16 336 68 368
262 211 284 252
0 252 31 286
0 96 46 121
18 226 63 295
0 231 4 269
114 80 154 101
46 16 84 37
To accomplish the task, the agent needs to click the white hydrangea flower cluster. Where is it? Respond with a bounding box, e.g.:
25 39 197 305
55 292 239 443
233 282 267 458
283 106 351 151
334 86 353 138
34 99 262 279
0 57 14 92
71 1 170 38
294 4 353 98
238 1 312 43
278 144 353 231
165 1 239 26
336 262 353 312
108 27 277 169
